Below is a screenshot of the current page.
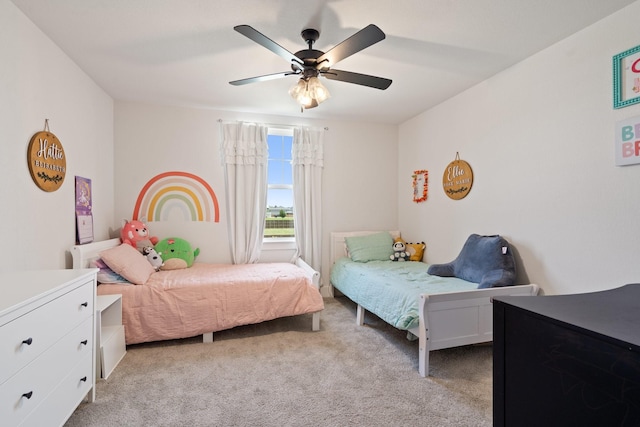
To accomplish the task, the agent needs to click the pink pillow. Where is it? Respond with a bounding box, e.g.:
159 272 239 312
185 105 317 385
99 244 155 285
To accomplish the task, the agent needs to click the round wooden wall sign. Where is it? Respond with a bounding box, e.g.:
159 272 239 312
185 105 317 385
442 156 473 200
27 131 67 192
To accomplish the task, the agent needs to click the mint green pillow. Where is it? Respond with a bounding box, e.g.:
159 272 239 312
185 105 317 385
345 232 394 262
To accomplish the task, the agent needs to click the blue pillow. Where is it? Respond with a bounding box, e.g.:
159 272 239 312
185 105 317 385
345 232 394 262
427 234 516 288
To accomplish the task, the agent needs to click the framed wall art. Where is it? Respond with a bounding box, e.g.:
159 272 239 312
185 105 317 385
614 114 640 166
76 176 93 245
412 170 428 203
75 176 94 244
613 44 640 109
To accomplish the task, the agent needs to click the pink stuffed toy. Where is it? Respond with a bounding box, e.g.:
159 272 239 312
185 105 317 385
120 219 159 252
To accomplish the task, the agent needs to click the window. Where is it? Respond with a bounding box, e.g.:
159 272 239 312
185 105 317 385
264 128 294 239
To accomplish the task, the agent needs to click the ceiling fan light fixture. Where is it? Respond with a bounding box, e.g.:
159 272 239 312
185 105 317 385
289 76 330 109
307 76 330 103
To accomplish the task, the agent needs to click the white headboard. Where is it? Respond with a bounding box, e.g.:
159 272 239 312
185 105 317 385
330 231 401 265
71 238 121 269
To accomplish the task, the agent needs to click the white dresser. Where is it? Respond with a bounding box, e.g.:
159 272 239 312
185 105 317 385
0 269 97 427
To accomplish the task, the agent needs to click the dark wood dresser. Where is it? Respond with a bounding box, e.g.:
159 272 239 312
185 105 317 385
492 284 640 427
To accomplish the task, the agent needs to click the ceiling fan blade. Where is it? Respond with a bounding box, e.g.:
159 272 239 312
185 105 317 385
317 24 386 68
229 71 295 86
234 25 300 65
323 69 392 90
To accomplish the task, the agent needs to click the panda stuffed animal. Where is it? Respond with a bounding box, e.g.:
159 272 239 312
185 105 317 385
390 240 410 262
142 246 164 271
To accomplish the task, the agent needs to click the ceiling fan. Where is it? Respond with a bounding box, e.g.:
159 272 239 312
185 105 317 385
229 24 392 109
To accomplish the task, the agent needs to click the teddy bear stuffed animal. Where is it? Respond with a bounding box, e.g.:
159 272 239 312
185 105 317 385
120 219 159 252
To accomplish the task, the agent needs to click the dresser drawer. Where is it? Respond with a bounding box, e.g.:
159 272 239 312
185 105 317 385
0 280 94 384
0 317 93 426
20 352 94 427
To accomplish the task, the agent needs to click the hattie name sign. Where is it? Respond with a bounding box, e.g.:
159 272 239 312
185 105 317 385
28 130 66 192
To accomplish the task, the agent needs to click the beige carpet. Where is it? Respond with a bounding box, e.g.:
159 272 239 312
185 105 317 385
66 297 493 427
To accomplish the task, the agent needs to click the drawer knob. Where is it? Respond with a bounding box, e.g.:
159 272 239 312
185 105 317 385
80 376 87 382
22 338 33 345
22 391 33 399
81 302 89 308
81 340 88 345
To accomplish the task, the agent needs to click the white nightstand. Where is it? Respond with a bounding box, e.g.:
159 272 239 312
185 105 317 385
96 294 126 379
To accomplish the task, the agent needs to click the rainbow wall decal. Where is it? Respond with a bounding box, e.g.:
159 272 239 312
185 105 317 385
132 171 220 222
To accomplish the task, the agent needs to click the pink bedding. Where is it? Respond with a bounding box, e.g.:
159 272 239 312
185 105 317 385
97 262 324 344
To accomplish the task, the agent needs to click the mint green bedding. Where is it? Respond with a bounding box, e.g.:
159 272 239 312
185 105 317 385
330 258 478 330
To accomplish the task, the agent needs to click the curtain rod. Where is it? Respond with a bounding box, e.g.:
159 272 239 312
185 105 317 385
217 119 328 131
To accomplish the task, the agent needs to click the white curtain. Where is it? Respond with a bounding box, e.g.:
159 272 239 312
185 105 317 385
292 127 324 273
220 122 268 264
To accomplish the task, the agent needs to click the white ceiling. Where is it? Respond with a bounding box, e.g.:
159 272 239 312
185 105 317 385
12 0 637 124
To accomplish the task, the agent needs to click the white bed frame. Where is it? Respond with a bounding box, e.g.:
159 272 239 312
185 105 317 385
330 231 539 377
71 238 321 343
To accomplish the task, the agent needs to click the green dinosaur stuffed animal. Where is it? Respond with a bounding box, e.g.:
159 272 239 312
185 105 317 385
154 237 200 270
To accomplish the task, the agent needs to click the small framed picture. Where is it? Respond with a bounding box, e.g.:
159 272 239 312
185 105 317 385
412 170 428 203
613 44 640 109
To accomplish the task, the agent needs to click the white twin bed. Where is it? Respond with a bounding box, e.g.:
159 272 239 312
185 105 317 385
329 231 539 377
71 238 324 345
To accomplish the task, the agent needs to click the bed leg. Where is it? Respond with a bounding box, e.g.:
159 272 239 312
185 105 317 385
356 304 366 326
418 339 429 378
312 312 320 331
418 294 429 377
203 332 213 343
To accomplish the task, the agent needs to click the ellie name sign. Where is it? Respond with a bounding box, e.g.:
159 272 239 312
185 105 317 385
28 131 66 192
442 153 473 200
615 115 640 166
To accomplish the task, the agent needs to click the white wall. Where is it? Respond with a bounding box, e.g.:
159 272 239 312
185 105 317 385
398 2 640 295
0 1 114 275
114 101 398 295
